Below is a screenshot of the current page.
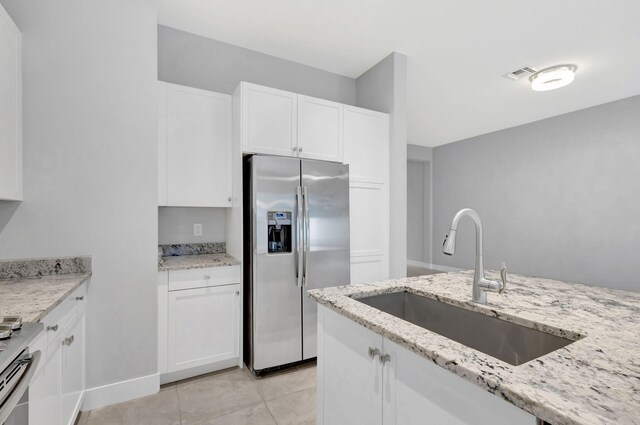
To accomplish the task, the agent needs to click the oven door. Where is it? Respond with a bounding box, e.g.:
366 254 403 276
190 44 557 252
0 350 41 425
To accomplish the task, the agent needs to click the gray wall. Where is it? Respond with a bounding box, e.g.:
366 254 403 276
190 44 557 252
432 94 640 292
407 160 431 263
407 144 433 264
159 207 226 244
0 0 158 391
356 52 408 278
158 25 356 104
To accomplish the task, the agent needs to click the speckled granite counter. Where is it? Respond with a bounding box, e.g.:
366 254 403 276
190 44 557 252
308 271 640 425
158 253 240 272
0 256 91 323
0 273 91 323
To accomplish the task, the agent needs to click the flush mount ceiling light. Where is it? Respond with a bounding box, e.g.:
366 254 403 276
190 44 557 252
529 64 578 91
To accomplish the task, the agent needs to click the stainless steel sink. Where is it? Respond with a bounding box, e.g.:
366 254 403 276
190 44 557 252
355 291 576 366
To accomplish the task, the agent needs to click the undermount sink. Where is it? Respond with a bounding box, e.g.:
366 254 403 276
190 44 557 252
355 291 576 366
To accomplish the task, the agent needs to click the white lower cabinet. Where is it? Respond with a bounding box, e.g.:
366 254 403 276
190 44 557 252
60 312 85 425
167 284 240 372
29 342 62 425
158 266 241 383
317 306 536 425
29 283 87 425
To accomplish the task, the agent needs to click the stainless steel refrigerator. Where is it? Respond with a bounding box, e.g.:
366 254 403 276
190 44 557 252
243 155 350 373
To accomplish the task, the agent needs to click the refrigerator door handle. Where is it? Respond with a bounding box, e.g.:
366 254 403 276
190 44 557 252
296 186 304 288
303 186 311 286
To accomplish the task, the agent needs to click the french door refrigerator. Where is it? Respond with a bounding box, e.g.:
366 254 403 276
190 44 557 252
244 154 350 373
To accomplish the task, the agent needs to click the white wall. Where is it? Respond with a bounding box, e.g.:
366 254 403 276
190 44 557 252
0 0 159 397
159 207 226 244
356 52 408 278
432 94 640 292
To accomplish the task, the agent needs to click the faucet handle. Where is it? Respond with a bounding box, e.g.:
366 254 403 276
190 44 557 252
499 263 507 293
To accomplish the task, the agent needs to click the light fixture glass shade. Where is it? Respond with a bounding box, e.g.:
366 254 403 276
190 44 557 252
529 65 577 91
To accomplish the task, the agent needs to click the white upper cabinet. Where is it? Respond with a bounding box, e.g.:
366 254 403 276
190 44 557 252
239 82 298 157
297 95 343 162
159 82 232 207
343 106 390 184
0 4 22 201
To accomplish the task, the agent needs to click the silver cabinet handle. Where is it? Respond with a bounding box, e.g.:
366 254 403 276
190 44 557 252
47 324 58 332
227 197 232 202
379 353 391 365
298 147 303 153
204 275 211 280
76 296 84 301
368 347 380 360
292 147 298 152
235 291 240 296
63 335 75 347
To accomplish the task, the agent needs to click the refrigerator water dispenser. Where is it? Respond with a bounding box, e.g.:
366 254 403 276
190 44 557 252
267 211 292 254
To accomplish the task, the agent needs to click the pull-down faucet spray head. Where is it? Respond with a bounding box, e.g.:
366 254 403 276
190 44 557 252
442 229 457 255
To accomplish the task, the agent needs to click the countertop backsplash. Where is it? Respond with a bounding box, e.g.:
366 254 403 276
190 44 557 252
0 256 92 280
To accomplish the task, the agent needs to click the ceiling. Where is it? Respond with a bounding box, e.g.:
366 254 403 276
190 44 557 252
159 0 640 147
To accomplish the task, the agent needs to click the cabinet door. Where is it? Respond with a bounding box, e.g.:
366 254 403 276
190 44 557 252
29 342 61 425
382 338 535 425
349 182 389 282
297 95 343 162
167 284 240 372
343 106 389 184
165 83 232 207
317 306 383 425
0 4 22 201
60 313 85 425
241 83 297 156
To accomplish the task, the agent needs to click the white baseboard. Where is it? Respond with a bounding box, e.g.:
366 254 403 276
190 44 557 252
81 373 159 411
407 260 464 273
160 357 239 385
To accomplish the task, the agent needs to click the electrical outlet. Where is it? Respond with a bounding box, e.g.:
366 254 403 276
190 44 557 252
193 223 203 237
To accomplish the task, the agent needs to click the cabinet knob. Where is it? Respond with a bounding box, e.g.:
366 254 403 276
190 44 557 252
292 147 298 152
76 296 84 301
204 275 211 280
379 353 391 365
298 147 303 152
228 197 232 202
235 291 240 296
47 324 59 332
63 335 75 347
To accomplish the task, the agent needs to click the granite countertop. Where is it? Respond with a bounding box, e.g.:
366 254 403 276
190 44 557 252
308 271 640 425
158 253 240 272
0 256 92 323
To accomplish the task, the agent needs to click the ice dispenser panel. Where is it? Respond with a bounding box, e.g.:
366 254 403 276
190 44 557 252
267 211 292 254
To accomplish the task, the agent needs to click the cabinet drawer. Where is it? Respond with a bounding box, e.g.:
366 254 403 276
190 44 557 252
42 284 86 348
168 265 240 291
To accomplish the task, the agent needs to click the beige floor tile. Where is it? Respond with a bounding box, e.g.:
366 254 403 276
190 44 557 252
197 402 277 425
266 387 316 425
177 371 263 425
257 366 316 401
87 387 180 425
75 411 91 425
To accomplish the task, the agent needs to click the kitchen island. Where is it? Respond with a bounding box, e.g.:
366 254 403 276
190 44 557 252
309 271 640 425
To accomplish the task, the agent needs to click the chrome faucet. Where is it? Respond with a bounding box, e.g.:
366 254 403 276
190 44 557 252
442 208 507 304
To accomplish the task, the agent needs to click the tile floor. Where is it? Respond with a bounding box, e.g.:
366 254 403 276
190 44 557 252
79 363 317 425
